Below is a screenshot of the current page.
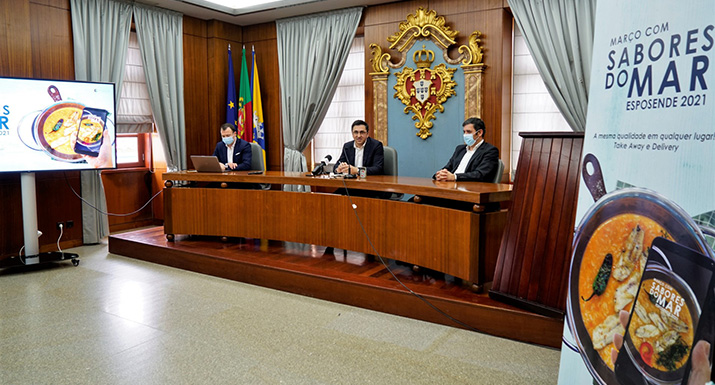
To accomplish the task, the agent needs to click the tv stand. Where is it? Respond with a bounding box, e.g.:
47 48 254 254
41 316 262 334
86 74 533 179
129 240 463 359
0 251 80 269
0 173 80 270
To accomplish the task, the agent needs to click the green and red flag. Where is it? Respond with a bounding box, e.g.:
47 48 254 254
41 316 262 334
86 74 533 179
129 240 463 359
237 46 252 142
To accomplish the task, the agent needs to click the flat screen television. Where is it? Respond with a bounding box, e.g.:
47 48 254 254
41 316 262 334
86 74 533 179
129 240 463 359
0 76 117 173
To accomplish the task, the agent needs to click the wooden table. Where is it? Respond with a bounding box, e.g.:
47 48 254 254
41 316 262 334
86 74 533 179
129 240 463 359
162 171 512 291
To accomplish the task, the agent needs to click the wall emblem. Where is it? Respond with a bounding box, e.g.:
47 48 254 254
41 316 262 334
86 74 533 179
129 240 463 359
369 7 485 144
393 46 456 139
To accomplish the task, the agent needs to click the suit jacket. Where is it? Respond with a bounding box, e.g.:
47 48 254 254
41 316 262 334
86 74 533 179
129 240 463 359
333 137 384 175
436 141 499 182
212 138 252 171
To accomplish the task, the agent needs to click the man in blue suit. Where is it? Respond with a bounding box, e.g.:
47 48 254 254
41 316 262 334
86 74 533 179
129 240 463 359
213 123 252 171
334 120 384 176
434 117 499 182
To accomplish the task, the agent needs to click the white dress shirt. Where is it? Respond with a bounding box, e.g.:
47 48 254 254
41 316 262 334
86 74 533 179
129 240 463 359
354 143 364 168
226 141 234 165
454 139 484 180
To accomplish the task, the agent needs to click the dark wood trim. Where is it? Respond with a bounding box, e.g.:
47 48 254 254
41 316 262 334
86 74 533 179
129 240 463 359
102 167 151 174
163 171 513 204
109 227 564 348
488 290 564 319
108 219 157 233
519 131 585 138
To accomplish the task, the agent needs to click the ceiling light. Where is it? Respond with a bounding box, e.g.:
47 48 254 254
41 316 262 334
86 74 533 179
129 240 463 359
192 0 285 10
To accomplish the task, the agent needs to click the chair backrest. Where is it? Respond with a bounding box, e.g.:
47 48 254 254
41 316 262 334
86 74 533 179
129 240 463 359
383 146 398 176
492 159 505 183
250 142 264 172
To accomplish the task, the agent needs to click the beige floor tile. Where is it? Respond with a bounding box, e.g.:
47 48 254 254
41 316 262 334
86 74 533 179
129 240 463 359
0 240 561 384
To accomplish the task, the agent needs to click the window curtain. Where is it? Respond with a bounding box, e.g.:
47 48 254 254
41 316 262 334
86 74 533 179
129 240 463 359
116 32 155 133
313 36 365 165
133 3 186 171
508 0 597 132
276 7 362 191
70 0 132 243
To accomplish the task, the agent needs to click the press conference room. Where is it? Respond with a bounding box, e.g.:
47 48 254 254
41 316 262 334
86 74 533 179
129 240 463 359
0 0 642 384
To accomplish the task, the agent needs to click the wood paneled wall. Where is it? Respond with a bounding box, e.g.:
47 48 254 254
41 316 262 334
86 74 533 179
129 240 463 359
101 169 156 231
1 0 518 257
182 17 283 172
364 1 513 168
0 1 32 77
0 0 84 256
182 17 212 164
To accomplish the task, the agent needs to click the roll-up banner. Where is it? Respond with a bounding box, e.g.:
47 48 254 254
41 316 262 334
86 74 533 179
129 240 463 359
557 1 715 384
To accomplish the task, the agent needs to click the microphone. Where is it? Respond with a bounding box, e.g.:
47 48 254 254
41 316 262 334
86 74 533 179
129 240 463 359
340 145 357 179
311 154 332 175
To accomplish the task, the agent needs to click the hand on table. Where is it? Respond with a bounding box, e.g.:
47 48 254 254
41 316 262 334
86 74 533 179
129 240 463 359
336 162 356 174
435 168 456 181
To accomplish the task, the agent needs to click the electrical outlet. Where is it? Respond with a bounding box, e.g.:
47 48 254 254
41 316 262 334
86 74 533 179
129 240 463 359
56 221 63 230
66 220 74 229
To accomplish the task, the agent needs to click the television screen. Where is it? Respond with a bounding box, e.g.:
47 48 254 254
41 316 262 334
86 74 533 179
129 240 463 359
0 76 117 173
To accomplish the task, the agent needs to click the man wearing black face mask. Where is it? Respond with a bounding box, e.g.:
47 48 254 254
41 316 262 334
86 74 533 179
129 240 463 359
434 117 499 182
212 123 252 171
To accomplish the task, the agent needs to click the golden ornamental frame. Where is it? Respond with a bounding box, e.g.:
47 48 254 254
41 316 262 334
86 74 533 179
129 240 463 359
393 46 457 139
369 8 486 144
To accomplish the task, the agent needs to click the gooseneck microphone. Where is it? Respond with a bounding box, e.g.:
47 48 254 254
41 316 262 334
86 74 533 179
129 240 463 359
311 154 332 175
343 157 357 178
338 143 357 179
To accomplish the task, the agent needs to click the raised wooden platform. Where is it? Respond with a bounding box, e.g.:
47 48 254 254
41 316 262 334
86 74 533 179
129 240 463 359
108 227 563 348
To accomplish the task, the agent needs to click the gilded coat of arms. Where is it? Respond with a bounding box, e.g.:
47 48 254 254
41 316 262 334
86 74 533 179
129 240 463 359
369 7 485 144
394 45 456 139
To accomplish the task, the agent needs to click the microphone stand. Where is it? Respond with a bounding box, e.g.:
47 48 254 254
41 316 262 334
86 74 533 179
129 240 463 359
311 163 325 176
344 166 357 179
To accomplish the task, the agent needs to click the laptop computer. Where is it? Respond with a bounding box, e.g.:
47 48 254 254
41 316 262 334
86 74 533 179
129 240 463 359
190 155 224 172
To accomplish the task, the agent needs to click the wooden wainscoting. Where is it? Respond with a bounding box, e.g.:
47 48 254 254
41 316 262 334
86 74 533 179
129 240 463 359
102 168 158 232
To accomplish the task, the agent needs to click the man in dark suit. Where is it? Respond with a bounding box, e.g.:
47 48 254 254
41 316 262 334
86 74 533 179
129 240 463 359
334 120 384 176
434 117 499 182
213 123 252 171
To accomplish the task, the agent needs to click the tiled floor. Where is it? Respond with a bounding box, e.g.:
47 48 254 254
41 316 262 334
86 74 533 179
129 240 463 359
0 240 561 384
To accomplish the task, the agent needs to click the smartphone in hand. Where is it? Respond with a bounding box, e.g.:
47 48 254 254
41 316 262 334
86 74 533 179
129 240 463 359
614 237 714 385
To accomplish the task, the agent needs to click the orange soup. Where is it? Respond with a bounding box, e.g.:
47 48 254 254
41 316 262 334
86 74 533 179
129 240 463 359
578 213 669 370
42 106 82 155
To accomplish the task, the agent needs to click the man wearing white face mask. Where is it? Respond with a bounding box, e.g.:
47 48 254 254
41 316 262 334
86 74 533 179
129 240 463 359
212 123 252 171
434 117 499 182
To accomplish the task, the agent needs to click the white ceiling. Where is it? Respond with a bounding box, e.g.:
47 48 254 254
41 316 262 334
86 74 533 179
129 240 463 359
135 0 399 26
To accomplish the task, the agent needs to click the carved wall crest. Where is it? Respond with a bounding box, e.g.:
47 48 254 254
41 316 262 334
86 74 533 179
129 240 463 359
369 7 486 144
393 46 456 139
387 8 457 53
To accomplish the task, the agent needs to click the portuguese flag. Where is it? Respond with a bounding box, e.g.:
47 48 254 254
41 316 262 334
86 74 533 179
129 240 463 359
237 46 253 142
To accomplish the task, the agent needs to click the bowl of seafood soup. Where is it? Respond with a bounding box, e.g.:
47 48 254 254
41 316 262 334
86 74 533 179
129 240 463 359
565 154 713 384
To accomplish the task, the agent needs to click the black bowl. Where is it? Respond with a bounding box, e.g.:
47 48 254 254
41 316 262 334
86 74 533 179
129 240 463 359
566 188 712 384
